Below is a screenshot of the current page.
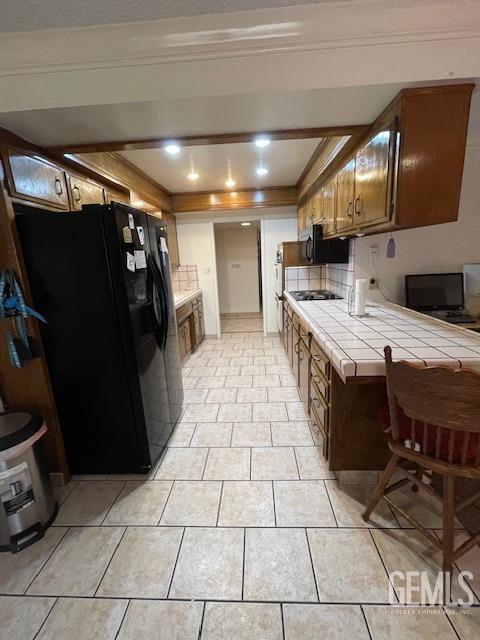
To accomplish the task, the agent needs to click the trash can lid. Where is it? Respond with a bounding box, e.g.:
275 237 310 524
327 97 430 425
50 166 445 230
0 412 44 451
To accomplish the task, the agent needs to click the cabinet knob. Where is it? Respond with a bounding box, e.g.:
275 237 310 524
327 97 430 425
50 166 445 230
347 201 353 218
354 196 361 215
72 185 81 203
54 177 63 196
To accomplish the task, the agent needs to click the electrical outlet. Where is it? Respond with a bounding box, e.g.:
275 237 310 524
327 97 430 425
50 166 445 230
369 246 378 260
369 278 378 290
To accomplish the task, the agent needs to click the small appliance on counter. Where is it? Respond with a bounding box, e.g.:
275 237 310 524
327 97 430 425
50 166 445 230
405 273 474 324
289 290 343 301
298 225 349 264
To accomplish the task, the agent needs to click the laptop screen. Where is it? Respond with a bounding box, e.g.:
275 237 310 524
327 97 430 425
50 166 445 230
405 273 464 311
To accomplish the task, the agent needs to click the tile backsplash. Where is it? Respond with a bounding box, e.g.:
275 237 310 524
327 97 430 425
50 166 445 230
285 240 355 299
171 265 198 294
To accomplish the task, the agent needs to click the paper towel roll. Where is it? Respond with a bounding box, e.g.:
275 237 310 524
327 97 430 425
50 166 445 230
354 279 367 316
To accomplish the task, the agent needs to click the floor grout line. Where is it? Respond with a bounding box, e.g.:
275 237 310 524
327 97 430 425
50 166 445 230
93 526 128 597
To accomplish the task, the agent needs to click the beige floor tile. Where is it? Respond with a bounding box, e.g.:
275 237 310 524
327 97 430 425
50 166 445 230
371 528 472 605
254 356 277 365
52 480 79 505
253 402 288 421
190 422 233 447
182 388 209 403
325 480 398 528
286 401 309 421
244 528 317 602
169 527 244 600
218 481 275 526
271 422 314 446
274 481 336 527
280 374 297 386
102 480 172 525
251 447 299 480
283 603 370 639
295 447 336 479
202 602 283 640
267 387 300 402
215 365 241 377
196 376 226 388
0 596 55 640
160 481 222 526
229 357 254 367
205 388 238 404
241 365 266 376
189 366 218 377
308 529 390 603
218 402 253 422
266 364 291 375
393 485 463 529
182 376 199 389
203 448 250 480
54 480 124 526
36 597 128 640
253 374 281 388
97 527 183 598
168 422 196 447
155 448 208 480
236 387 269 403
181 403 219 422
28 527 124 596
225 375 254 388
231 422 272 446
117 600 203 640
364 605 457 639
450 530 480 599
445 606 480 639
0 527 67 594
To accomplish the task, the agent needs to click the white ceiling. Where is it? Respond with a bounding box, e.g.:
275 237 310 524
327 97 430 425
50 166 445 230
0 84 404 148
119 138 321 192
0 0 345 33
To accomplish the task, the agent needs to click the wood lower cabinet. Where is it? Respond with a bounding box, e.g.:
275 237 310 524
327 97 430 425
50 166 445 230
283 298 389 471
176 293 204 364
68 175 105 210
5 153 70 210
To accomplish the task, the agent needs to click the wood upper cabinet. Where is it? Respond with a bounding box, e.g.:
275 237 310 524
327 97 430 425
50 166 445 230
297 203 306 234
335 158 355 232
353 129 392 227
322 177 336 237
68 175 105 210
162 211 180 267
105 188 130 205
6 153 69 210
311 191 323 225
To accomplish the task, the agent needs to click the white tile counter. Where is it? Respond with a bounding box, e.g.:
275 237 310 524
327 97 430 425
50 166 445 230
284 291 480 381
174 289 202 310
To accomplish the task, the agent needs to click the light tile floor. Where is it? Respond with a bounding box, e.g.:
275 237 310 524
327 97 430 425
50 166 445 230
1 331 480 639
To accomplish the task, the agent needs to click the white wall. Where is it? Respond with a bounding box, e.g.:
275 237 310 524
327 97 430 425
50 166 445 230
355 145 480 305
215 226 260 314
176 207 297 335
262 217 298 333
174 221 219 335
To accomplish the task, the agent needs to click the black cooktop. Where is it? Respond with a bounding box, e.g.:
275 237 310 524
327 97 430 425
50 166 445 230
290 290 343 301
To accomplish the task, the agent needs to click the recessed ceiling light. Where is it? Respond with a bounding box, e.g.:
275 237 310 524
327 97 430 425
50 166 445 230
255 136 271 148
256 166 268 176
241 222 251 226
225 178 236 188
187 171 199 181
164 142 181 154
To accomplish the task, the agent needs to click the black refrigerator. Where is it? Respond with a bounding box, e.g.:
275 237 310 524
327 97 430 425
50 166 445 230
16 202 184 474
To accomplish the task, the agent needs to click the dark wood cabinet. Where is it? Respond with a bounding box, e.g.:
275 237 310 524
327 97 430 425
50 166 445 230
176 293 204 364
162 211 180 267
335 158 355 233
178 318 192 362
298 336 310 411
322 177 336 237
68 175 105 210
6 153 69 210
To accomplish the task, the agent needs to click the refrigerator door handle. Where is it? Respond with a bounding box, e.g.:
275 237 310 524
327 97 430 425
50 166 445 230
147 258 164 347
149 255 169 350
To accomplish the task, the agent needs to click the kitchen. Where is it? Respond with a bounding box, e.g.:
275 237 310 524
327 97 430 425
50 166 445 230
1 1 480 639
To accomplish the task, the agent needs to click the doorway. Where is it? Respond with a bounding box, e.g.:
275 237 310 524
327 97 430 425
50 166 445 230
214 220 263 334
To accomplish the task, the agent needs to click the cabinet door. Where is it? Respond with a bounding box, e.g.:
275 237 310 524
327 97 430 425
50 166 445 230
297 204 306 234
178 319 192 362
7 153 69 210
322 177 336 236
298 338 310 410
311 191 324 225
163 211 180 267
105 188 131 205
191 309 200 348
198 303 206 341
354 130 391 227
336 159 355 231
292 326 300 386
69 176 105 210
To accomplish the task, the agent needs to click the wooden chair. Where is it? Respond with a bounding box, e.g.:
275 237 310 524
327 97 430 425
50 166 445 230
363 346 480 574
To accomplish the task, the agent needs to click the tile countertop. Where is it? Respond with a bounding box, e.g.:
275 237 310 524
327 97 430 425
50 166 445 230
174 289 202 310
284 291 480 381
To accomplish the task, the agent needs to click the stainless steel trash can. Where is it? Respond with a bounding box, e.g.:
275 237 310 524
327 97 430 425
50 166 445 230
0 412 57 552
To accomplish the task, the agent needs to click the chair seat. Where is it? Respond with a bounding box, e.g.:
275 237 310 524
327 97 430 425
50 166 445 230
379 405 480 465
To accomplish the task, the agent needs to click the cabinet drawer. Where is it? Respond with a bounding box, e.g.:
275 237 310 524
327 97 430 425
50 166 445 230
69 175 105 210
310 395 329 439
298 321 310 346
310 339 330 371
7 153 69 210
176 302 193 324
310 366 330 402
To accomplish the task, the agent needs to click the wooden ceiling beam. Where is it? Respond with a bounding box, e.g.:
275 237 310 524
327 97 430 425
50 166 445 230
171 186 297 213
49 125 368 154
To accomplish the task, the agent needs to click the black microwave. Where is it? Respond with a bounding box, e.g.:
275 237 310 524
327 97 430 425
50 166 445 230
298 225 349 264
